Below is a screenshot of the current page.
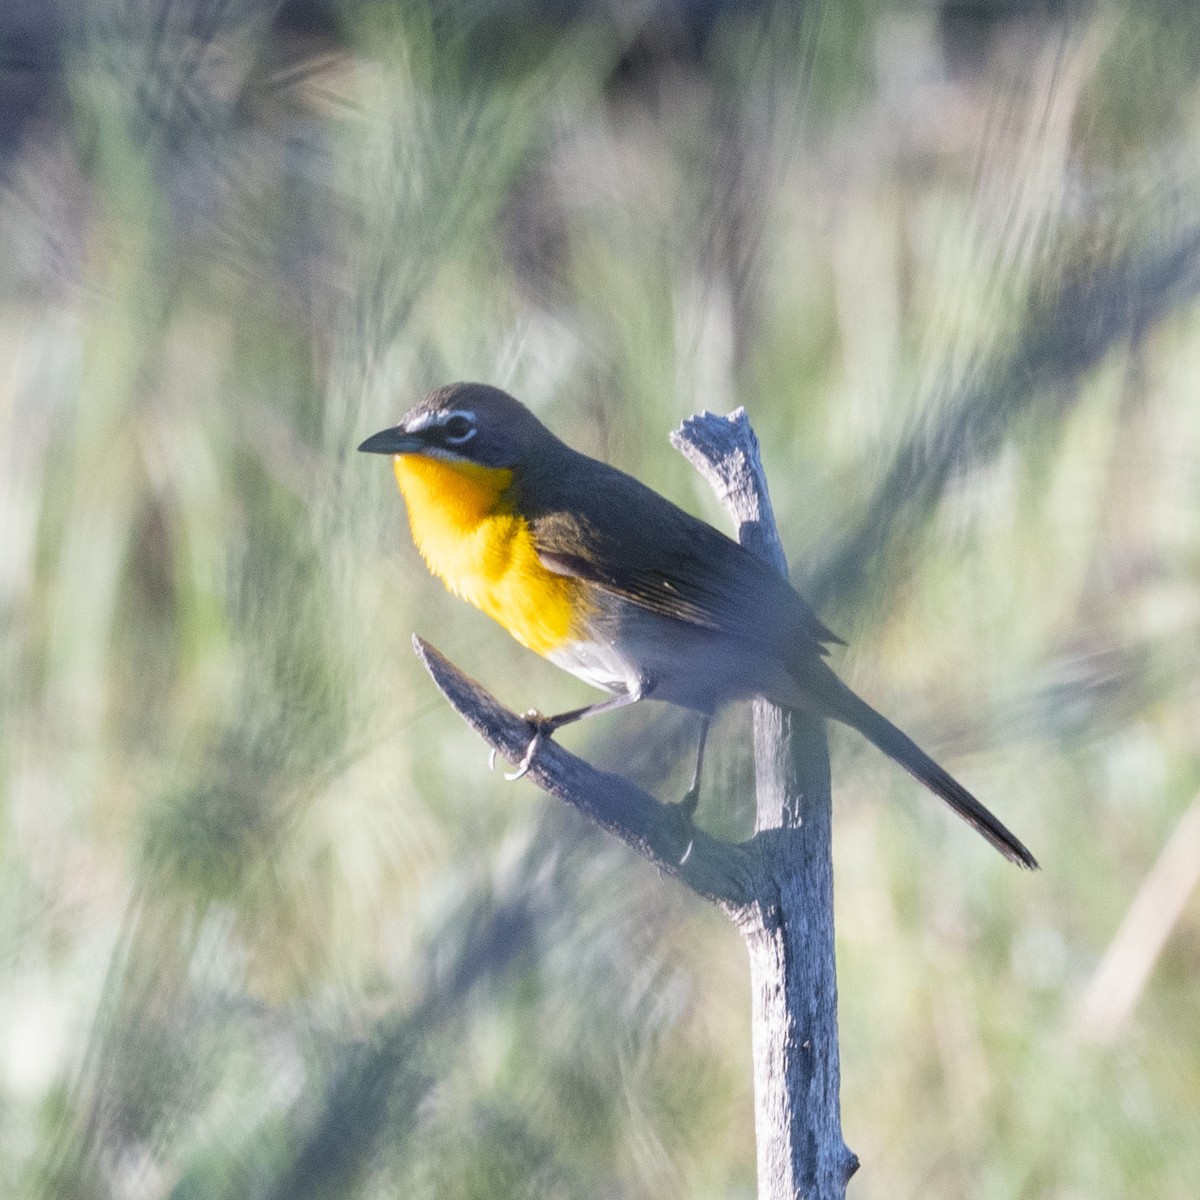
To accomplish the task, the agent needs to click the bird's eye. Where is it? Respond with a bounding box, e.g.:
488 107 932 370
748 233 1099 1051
443 414 475 443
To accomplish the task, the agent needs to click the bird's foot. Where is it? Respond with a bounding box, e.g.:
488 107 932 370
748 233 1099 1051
668 788 699 866
676 785 700 819
502 710 551 781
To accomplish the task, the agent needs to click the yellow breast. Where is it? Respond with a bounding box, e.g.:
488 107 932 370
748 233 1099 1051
392 454 584 656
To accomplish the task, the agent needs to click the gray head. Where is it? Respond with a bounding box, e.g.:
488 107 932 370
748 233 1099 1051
357 383 559 469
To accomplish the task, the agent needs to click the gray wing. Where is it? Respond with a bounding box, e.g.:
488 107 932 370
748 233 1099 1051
521 454 842 656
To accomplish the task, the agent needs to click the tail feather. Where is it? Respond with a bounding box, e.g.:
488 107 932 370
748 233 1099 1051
821 675 1038 869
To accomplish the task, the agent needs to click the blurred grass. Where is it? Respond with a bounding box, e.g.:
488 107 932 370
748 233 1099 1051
2 1 1199 1197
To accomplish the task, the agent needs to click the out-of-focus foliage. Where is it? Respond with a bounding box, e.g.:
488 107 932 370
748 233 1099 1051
2 1 1198 1197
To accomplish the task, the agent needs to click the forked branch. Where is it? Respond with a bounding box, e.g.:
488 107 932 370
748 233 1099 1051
414 408 856 1200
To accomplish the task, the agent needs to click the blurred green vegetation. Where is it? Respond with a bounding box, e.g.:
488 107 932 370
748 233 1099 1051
2 1 1199 1196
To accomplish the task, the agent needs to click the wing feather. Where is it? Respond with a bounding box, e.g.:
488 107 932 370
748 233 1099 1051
518 452 841 655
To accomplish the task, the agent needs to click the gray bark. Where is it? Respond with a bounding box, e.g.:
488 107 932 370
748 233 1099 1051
675 413 857 1198
414 408 857 1199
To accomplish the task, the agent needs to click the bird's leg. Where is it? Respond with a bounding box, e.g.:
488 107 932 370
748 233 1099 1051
677 715 710 816
503 687 645 781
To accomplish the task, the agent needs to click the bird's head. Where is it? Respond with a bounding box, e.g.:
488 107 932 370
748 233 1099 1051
358 382 554 469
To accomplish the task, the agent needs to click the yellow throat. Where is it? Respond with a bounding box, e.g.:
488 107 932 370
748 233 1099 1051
391 453 583 657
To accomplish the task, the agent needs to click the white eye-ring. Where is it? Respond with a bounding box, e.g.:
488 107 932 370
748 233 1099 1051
441 411 476 443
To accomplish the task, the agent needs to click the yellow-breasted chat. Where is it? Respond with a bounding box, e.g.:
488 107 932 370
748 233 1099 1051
359 382 1037 869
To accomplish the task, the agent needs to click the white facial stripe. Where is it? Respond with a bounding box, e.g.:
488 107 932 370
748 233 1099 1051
405 409 477 442
404 410 441 433
414 444 469 461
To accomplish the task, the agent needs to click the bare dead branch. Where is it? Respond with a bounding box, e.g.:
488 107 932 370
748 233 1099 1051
413 637 757 911
674 409 857 1198
413 405 856 1199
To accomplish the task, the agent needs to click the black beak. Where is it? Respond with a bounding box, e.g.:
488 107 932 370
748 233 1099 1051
358 426 420 455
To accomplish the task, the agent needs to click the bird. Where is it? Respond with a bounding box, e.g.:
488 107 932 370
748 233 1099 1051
359 382 1037 869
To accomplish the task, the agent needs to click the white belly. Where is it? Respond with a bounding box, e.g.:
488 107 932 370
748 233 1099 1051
541 608 805 715
544 637 641 697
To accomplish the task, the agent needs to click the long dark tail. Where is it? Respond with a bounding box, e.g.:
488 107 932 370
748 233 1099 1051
818 673 1038 869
